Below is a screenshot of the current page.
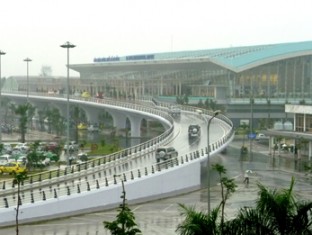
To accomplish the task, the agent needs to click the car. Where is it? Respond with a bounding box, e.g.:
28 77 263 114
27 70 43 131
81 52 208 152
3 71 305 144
88 124 99 132
169 106 181 118
76 152 88 164
47 142 59 151
256 133 269 141
0 162 27 174
81 91 91 98
155 146 178 163
77 123 88 130
43 151 59 162
188 124 201 139
0 154 10 165
1 143 12 154
14 142 30 151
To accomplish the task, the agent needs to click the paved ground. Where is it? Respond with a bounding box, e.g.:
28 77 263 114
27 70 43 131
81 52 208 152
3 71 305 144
0 138 311 235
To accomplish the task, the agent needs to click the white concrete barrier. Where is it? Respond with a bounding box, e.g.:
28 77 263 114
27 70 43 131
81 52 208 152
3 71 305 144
0 159 201 226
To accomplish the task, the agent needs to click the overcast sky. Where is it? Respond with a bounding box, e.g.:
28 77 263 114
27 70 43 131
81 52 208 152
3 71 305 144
0 0 311 77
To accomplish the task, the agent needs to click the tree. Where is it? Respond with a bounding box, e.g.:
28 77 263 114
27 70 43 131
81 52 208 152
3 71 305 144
26 141 46 170
37 109 46 131
103 178 141 235
13 172 28 235
176 164 237 235
71 105 87 143
14 103 34 143
225 177 312 234
197 99 204 108
212 164 237 232
40 65 52 77
44 107 64 135
1 97 12 125
176 204 220 235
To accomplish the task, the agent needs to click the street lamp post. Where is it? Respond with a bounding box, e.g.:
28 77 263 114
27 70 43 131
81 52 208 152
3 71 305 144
206 109 220 213
0 50 6 142
60 41 76 166
24 58 32 103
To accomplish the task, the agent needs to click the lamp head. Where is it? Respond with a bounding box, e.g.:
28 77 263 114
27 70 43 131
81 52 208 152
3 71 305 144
213 110 221 116
24 58 32 62
60 41 76 49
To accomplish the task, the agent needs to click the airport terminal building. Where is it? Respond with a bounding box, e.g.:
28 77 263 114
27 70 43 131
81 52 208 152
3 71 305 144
69 41 312 127
4 41 312 128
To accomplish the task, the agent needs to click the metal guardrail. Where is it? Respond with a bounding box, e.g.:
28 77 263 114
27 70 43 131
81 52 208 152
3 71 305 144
0 92 235 209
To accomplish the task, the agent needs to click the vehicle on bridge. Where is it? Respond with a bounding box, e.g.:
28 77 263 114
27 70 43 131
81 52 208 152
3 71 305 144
188 124 201 140
81 91 91 98
155 146 178 163
169 106 181 119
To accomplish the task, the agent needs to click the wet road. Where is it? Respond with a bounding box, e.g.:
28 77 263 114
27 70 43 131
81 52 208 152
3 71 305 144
1 139 311 235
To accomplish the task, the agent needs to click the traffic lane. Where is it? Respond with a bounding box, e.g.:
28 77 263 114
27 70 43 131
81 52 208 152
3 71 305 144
170 113 228 155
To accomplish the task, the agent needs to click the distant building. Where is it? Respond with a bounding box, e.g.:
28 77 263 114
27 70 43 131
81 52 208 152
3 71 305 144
4 41 312 128
70 41 312 127
264 104 312 160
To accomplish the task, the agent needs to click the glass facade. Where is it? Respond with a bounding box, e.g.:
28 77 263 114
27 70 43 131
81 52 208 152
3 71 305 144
73 55 312 102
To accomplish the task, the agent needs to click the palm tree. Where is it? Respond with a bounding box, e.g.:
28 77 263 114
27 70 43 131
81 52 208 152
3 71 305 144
176 164 237 235
176 204 220 235
225 177 312 234
14 103 33 143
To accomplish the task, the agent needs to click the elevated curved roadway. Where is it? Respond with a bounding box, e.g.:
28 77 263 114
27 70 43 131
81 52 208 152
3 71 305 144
0 93 234 226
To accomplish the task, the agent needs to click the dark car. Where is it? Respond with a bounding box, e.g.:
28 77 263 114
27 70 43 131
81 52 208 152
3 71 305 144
188 125 201 139
155 147 178 163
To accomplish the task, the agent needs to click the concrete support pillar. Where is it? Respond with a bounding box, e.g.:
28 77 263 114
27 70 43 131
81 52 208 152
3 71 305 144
128 115 142 138
83 106 103 124
111 112 127 130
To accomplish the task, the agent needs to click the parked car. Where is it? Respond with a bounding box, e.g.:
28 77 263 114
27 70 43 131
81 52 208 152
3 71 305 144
88 124 99 132
43 151 59 162
14 142 30 151
256 133 269 141
0 162 27 174
1 143 12 154
0 154 10 165
155 146 178 163
76 152 88 164
47 142 59 152
77 123 88 130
